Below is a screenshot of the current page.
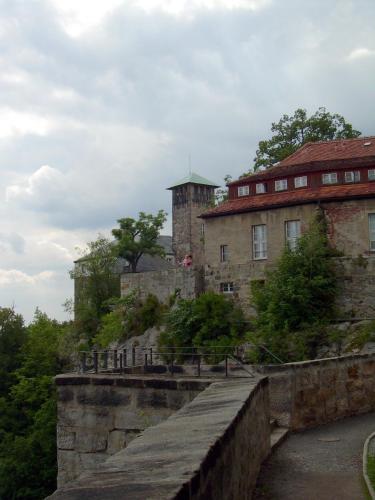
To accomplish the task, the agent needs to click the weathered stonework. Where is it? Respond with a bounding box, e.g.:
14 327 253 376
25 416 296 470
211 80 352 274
49 377 270 500
120 267 204 303
55 374 209 487
261 353 375 430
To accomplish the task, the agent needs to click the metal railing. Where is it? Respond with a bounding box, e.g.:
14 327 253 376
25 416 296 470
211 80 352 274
79 343 283 378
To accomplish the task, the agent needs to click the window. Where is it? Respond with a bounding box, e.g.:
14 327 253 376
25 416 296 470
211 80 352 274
344 171 360 183
220 282 234 293
369 214 375 251
220 244 229 262
256 183 267 194
368 169 375 181
252 224 267 260
275 179 288 191
238 185 249 196
294 176 307 188
285 220 301 250
322 172 338 184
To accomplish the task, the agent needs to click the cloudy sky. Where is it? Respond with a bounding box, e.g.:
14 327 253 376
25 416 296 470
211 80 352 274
0 0 374 322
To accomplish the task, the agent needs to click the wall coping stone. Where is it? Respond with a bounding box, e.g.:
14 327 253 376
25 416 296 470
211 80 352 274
258 353 375 373
49 377 268 500
55 373 213 392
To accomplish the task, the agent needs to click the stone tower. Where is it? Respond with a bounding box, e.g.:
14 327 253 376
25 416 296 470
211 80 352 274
167 172 219 268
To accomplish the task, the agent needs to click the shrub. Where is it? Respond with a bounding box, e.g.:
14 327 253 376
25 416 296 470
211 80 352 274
158 292 246 362
250 210 339 363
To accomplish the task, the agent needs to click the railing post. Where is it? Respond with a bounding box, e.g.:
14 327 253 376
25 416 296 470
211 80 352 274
132 347 136 366
119 353 123 373
150 347 153 365
82 352 87 373
197 354 201 377
225 355 228 377
144 353 148 372
171 356 174 377
103 350 108 370
114 349 118 370
93 350 98 374
123 348 127 367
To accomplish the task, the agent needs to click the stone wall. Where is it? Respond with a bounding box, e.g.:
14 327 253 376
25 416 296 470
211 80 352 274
204 256 375 319
49 377 270 500
261 353 375 430
120 266 204 303
55 374 209 487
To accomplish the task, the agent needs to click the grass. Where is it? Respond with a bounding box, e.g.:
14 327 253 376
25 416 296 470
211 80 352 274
367 455 375 489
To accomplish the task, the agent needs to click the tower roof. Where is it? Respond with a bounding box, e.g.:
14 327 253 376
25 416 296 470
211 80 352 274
167 172 219 190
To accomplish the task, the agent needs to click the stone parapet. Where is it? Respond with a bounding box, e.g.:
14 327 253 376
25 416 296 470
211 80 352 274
49 377 270 500
260 353 375 429
55 374 210 487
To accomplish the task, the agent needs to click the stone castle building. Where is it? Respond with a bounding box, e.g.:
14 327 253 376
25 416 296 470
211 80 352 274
122 136 375 318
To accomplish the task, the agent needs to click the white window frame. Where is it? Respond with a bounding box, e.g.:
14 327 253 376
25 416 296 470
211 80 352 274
322 172 338 184
275 179 288 192
369 214 375 252
344 171 360 183
369 169 375 181
252 224 267 260
220 244 229 262
256 183 267 194
285 220 301 251
220 282 234 293
294 176 307 188
238 185 249 197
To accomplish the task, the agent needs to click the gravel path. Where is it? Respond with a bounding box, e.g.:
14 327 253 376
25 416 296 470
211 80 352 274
254 412 375 500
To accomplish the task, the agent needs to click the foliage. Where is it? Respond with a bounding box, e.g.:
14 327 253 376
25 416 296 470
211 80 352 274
344 320 375 352
0 308 26 398
248 107 361 171
0 309 73 499
249 210 339 362
158 292 246 362
112 210 167 273
214 174 232 205
94 293 167 348
69 235 120 341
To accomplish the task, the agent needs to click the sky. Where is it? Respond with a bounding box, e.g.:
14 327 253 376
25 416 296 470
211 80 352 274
0 0 374 322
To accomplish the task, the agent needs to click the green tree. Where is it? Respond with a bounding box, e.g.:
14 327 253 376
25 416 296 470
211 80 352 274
0 308 26 398
158 292 246 361
250 107 361 171
250 210 338 362
0 310 73 499
112 210 167 273
70 235 120 340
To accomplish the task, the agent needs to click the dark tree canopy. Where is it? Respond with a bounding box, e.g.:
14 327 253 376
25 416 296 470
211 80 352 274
251 107 361 172
112 210 167 273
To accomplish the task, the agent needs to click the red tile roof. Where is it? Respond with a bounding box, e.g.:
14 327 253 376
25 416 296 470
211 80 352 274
201 182 375 218
230 136 375 186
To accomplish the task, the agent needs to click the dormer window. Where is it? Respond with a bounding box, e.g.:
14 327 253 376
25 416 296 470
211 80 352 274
294 176 307 188
368 169 375 181
256 183 267 194
344 171 360 183
322 173 338 185
275 179 288 192
238 185 249 196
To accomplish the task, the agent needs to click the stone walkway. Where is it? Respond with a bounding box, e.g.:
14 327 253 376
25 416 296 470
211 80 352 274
254 412 375 500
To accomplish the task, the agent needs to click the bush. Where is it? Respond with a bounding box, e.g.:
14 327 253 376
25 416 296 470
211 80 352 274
250 210 339 363
158 292 246 362
94 293 167 348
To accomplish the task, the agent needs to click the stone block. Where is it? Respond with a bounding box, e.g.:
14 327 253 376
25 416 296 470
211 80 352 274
76 386 131 407
75 431 107 452
136 389 168 409
57 426 75 450
107 430 127 454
